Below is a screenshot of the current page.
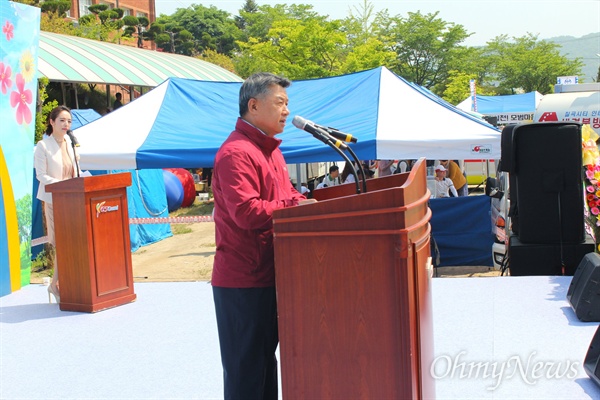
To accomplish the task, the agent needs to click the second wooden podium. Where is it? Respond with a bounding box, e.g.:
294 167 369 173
273 158 435 399
46 172 136 312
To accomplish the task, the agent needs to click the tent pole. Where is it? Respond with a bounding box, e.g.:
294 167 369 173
295 164 302 191
74 84 79 109
61 82 66 106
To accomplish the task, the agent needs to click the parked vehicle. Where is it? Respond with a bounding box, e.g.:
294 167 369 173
485 163 510 270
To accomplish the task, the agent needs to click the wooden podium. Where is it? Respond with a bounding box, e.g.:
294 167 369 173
273 158 435 399
46 172 136 312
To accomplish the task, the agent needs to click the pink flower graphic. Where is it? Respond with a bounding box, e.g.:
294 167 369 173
9 74 33 125
3 20 14 41
0 62 12 94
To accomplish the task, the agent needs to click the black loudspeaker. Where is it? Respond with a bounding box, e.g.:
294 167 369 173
500 124 518 173
567 252 600 322
584 325 600 388
508 234 595 276
513 122 584 244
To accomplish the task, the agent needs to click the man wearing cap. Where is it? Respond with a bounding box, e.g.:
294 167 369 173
434 164 458 198
439 159 467 196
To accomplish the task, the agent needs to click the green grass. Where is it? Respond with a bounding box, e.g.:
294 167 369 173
170 199 214 217
169 199 214 235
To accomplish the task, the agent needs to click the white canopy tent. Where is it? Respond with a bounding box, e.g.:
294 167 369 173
75 67 501 170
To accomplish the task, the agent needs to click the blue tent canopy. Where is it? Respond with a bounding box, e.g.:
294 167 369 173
458 91 543 124
75 67 501 170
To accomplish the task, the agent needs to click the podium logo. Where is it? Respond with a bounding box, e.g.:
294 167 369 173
96 201 119 218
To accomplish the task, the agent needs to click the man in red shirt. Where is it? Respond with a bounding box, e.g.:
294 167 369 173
211 72 309 399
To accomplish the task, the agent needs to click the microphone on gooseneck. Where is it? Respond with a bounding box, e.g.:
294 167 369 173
66 130 80 147
316 125 358 144
66 130 81 178
292 116 348 150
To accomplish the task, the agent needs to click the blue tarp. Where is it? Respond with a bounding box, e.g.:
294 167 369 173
92 169 172 252
430 195 494 267
71 109 103 129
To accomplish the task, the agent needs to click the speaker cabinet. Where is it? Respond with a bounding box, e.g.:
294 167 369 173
508 234 595 276
584 325 600 388
500 124 518 173
513 123 584 244
567 252 600 322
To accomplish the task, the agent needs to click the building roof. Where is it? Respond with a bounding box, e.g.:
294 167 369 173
38 31 242 86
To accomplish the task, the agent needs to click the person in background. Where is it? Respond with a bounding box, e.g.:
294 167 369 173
395 159 415 174
377 159 395 177
341 161 359 184
211 72 312 399
316 165 340 189
113 92 123 110
33 105 81 304
439 159 468 196
300 184 311 198
434 164 458 198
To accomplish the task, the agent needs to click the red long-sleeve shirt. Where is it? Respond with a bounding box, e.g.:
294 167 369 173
211 118 305 288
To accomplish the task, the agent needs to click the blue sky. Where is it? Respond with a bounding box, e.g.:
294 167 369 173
155 0 600 46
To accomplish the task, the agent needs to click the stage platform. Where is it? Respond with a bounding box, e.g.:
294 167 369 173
1 276 599 399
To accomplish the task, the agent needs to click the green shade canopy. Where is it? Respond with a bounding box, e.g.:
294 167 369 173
38 31 242 87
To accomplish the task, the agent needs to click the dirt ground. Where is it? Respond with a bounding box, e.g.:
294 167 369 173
30 220 500 284
129 222 501 282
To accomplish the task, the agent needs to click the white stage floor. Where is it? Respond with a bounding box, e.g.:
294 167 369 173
1 276 599 399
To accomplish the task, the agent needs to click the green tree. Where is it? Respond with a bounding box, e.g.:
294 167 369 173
442 71 495 105
167 5 242 56
201 50 236 74
146 20 194 55
484 34 583 94
378 11 471 90
86 4 125 42
340 1 395 73
35 77 58 143
236 18 346 79
123 15 150 48
40 0 70 16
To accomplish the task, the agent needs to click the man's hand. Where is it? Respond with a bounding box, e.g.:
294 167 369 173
298 199 317 205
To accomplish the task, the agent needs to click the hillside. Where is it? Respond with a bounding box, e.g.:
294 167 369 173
548 33 599 83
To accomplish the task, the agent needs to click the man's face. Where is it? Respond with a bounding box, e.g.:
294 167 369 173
331 170 339 179
436 169 446 178
250 84 290 137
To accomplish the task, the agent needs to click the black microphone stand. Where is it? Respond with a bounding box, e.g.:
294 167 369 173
310 133 361 194
344 145 368 194
69 137 81 178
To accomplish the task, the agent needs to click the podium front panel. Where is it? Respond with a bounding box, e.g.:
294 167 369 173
89 193 131 295
274 159 435 399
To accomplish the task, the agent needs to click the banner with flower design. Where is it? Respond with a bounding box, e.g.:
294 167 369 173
582 124 600 252
0 2 40 296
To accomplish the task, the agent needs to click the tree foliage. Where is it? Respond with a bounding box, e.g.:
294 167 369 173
377 11 471 89
484 34 583 94
30 0 587 99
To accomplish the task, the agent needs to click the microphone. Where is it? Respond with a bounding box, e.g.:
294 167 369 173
292 116 348 150
316 125 358 143
66 130 80 147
